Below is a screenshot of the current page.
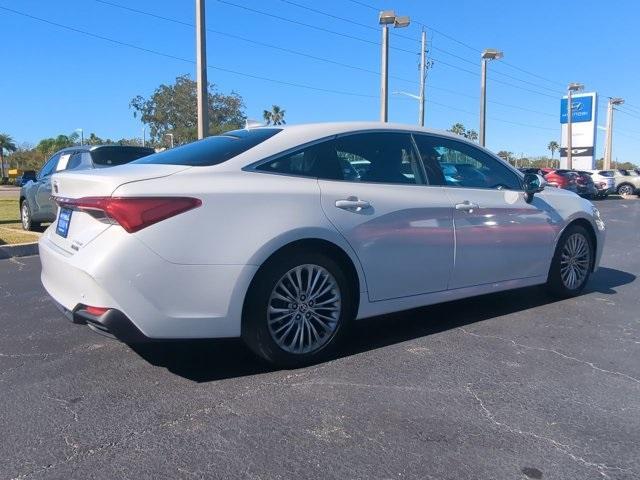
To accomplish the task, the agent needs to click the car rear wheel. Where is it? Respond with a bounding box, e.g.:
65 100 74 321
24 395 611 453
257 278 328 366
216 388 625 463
617 184 634 196
20 201 40 231
546 224 593 298
242 250 354 368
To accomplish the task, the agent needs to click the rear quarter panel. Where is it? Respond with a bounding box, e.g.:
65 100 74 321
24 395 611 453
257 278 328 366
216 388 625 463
112 170 365 289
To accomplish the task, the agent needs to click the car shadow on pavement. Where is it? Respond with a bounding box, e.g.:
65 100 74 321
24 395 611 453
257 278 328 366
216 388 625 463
130 267 635 383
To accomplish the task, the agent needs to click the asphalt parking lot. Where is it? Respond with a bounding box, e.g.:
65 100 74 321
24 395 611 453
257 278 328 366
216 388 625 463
1 198 639 480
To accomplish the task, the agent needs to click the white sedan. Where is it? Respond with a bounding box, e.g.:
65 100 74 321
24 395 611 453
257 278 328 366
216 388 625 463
39 122 605 366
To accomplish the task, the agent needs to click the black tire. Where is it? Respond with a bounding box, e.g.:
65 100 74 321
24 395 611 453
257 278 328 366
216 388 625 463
20 201 40 231
617 183 634 196
242 249 355 368
546 224 593 298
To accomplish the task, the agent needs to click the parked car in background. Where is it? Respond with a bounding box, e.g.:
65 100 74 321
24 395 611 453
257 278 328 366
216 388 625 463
39 122 605 367
586 170 615 198
573 171 598 199
16 170 37 187
541 169 578 193
20 145 154 230
595 169 640 196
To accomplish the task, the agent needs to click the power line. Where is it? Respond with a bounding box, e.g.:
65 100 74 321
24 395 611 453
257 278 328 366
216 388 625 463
0 5 377 99
94 0 561 111
1 4 568 137
346 0 568 90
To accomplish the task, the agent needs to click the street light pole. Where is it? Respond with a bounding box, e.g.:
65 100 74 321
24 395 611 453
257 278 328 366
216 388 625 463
479 49 503 147
418 29 426 127
380 23 389 122
196 0 209 139
75 128 84 146
566 82 584 170
604 97 624 170
378 11 410 123
142 127 146 147
165 133 174 148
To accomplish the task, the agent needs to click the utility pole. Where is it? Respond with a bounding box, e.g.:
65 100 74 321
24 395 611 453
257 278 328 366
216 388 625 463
418 29 426 127
142 127 146 147
566 82 584 170
479 49 503 147
604 97 624 170
196 0 209 139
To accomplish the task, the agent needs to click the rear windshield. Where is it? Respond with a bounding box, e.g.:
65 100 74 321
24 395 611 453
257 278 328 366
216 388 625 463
91 146 155 166
132 128 282 166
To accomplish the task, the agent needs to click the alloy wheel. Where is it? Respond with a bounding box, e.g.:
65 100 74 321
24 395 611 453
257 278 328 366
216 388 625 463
618 185 633 195
267 264 342 355
21 203 30 230
560 233 590 290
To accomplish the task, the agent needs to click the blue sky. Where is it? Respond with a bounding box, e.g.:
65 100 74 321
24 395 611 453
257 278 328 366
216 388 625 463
2 0 640 162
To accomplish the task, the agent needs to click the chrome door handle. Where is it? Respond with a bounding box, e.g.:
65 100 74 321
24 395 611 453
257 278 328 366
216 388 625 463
335 197 371 211
455 201 479 212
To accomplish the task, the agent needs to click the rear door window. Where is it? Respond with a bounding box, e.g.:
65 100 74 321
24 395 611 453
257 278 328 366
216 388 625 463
134 129 282 166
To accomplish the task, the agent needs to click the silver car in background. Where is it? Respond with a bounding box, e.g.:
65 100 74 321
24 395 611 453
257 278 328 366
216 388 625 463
20 145 154 230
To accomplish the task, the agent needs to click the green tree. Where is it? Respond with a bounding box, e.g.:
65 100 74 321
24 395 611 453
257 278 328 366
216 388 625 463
464 129 478 142
36 134 76 158
263 105 286 125
130 74 245 145
0 133 17 178
547 141 559 160
448 123 466 136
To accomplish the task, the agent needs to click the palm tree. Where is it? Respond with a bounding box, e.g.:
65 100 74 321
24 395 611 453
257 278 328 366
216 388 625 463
263 105 286 125
547 141 559 160
464 129 479 142
0 133 17 179
448 123 466 136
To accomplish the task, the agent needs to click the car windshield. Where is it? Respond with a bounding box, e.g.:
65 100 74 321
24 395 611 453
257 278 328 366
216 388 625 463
91 146 155 166
132 128 282 166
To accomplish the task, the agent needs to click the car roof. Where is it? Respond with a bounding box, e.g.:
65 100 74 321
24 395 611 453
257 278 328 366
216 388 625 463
56 144 155 154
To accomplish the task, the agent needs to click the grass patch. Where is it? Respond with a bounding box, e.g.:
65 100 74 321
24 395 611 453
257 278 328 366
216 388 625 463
0 198 41 245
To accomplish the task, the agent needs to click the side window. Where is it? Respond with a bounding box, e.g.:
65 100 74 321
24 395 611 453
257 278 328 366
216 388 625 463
254 141 342 180
334 132 425 185
415 136 521 190
38 153 61 179
65 152 84 170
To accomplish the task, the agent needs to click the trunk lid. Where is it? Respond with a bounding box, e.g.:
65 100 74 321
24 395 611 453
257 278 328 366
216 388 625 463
49 164 190 254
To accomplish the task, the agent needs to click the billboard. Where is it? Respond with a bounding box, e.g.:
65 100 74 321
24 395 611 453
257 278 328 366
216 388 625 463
560 92 597 170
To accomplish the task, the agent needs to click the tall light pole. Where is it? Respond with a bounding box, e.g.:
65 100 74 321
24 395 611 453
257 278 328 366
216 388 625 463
75 128 84 146
479 48 503 147
418 29 427 126
142 127 146 147
379 10 410 122
196 0 209 139
566 82 584 170
604 97 624 170
165 133 174 148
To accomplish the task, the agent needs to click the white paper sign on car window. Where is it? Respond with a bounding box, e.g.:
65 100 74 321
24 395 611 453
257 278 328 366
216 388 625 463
56 154 71 171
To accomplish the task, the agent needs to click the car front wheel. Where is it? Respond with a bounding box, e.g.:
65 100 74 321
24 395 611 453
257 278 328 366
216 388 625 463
617 184 634 196
546 225 593 298
242 250 354 367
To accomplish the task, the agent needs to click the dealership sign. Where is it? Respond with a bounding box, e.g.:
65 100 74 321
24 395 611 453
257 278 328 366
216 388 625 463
560 92 598 170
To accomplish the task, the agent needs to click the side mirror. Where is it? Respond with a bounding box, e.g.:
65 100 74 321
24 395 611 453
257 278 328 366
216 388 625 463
523 173 546 203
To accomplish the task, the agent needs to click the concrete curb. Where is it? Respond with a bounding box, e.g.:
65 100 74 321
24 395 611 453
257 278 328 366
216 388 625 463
0 242 39 260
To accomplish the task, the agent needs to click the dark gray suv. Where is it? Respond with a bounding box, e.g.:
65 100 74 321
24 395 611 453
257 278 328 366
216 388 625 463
20 145 154 230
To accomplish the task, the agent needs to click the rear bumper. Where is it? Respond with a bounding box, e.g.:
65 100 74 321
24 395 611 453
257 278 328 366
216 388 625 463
39 227 258 339
54 300 150 343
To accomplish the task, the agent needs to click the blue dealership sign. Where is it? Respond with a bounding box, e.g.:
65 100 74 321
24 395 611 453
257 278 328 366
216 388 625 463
560 96 593 123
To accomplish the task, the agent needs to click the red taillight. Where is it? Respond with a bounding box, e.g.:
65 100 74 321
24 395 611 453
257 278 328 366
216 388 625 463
55 196 202 233
84 306 108 316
